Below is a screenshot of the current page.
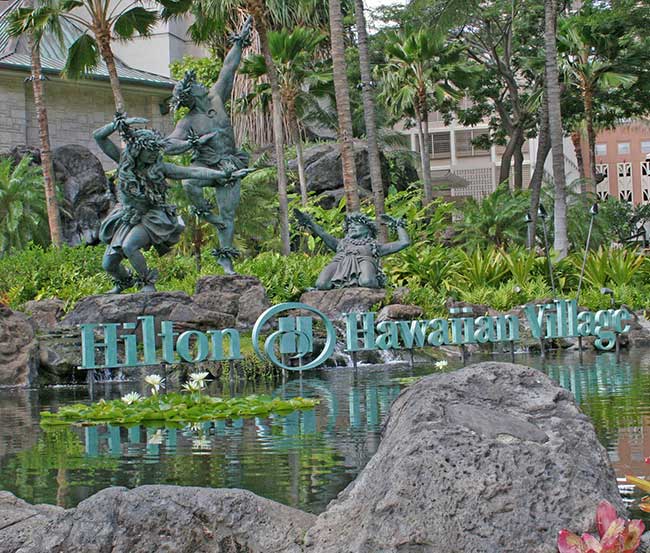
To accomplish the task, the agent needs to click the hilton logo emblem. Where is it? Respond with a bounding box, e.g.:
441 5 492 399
252 303 337 370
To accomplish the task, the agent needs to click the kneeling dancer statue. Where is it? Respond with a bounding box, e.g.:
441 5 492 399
94 113 246 293
294 210 411 289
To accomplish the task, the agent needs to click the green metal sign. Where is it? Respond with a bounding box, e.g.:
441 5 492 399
80 299 632 371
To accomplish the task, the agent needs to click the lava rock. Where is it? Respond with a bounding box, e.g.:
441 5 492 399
287 141 410 203
300 288 387 320
194 274 271 329
22 298 66 331
305 362 624 553
4 144 115 246
376 303 424 322
0 306 39 387
52 144 115 246
0 486 315 553
60 291 235 331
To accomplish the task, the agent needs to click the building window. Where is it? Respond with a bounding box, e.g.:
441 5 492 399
618 142 631 155
595 143 607 156
456 129 490 157
641 141 650 154
430 132 451 159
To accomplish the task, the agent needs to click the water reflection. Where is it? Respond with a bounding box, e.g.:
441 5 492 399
3 353 650 515
0 369 403 513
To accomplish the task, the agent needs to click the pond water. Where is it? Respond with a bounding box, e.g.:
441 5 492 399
1 351 650 517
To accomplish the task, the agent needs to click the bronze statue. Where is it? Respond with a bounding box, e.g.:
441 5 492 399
164 16 253 274
294 210 411 289
94 113 247 293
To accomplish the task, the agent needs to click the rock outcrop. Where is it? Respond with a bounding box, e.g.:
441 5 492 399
0 487 315 553
0 363 626 552
194 275 271 329
286 141 416 208
300 288 387 320
0 306 39 387
305 362 624 553
5 144 114 246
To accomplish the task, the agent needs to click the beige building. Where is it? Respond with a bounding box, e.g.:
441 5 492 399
397 104 582 200
0 0 202 167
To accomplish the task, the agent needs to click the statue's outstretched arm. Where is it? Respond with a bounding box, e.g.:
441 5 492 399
164 119 192 155
210 15 253 104
378 215 411 256
163 162 230 182
294 209 339 251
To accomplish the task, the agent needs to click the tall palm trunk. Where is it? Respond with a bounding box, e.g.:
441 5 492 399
288 101 308 206
28 33 63 247
329 0 359 211
584 83 597 194
354 0 386 240
545 0 568 259
415 89 433 204
251 6 290 254
95 27 126 112
528 85 550 249
571 130 586 180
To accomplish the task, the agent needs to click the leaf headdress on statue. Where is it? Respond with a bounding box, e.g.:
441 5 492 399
170 69 197 112
114 112 166 153
344 212 378 239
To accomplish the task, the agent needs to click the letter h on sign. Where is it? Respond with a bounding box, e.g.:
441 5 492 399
277 316 313 358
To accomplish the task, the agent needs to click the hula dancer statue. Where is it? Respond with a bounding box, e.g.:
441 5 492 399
294 209 411 289
164 16 253 274
94 113 247 293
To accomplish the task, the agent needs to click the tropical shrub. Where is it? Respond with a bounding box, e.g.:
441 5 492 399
454 184 529 249
0 156 49 255
453 247 509 289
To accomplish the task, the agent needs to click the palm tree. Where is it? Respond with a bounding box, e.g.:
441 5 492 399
545 0 569 258
239 27 331 206
10 0 159 112
377 29 475 204
0 156 49 255
558 16 636 194
329 0 360 211
8 0 63 247
354 0 386 240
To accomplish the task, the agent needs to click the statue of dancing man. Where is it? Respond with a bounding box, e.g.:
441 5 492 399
165 16 253 274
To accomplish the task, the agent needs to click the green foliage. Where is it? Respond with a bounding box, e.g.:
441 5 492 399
41 393 318 427
574 247 645 289
454 185 529 249
454 247 509 289
237 252 328 303
0 156 49 256
597 198 650 245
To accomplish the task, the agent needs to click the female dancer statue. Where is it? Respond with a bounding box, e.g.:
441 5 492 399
94 113 247 293
294 210 411 289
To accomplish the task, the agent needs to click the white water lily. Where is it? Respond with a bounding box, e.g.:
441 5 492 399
182 380 202 393
189 371 210 388
121 391 142 405
434 360 449 369
144 374 165 394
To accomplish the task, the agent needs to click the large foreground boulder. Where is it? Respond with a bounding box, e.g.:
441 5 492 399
305 362 625 553
0 363 626 552
0 487 315 553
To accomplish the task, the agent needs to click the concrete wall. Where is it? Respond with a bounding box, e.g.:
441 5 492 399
0 73 27 152
0 71 174 168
